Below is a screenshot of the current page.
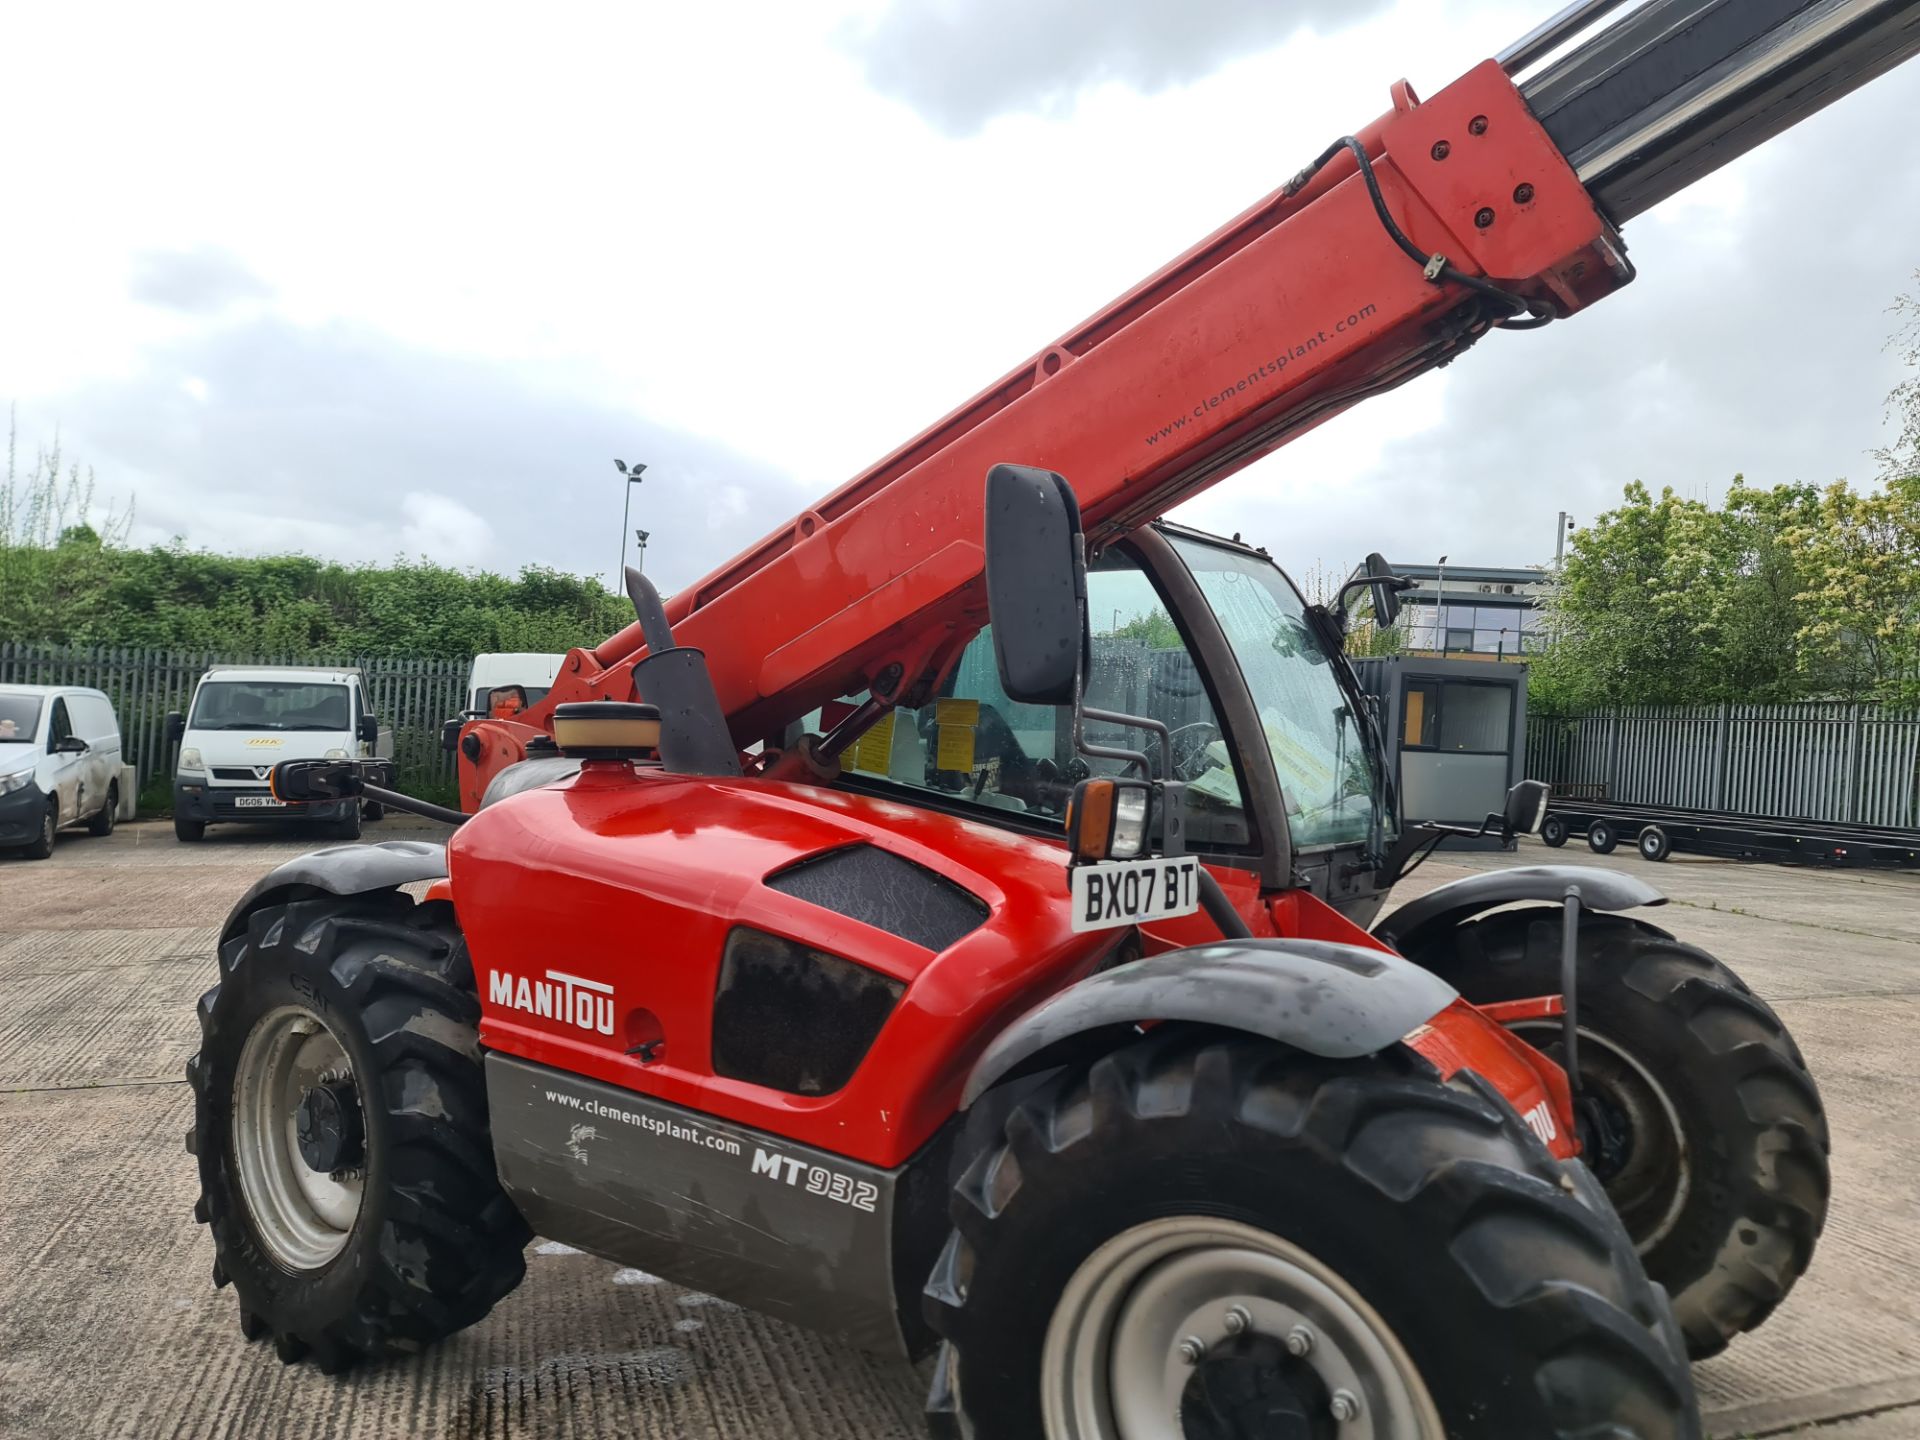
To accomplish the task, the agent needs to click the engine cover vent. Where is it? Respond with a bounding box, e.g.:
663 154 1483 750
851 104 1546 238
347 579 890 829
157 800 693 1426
765 844 989 953
711 928 904 1096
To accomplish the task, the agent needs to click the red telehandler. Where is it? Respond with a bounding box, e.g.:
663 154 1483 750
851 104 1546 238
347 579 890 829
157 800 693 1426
188 3 1919 1435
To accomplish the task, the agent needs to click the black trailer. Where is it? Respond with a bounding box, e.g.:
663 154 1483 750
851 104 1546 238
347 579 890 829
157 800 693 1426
1542 795 1920 868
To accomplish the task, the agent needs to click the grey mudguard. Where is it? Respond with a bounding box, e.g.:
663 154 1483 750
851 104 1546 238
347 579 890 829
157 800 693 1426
1372 864 1667 954
486 1053 906 1356
217 839 449 944
962 939 1459 1107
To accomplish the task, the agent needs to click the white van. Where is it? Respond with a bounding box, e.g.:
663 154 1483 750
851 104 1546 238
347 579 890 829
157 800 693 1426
0 685 127 859
465 653 564 715
168 666 393 843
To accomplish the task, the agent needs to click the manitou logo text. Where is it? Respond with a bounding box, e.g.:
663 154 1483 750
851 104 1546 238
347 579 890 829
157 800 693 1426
489 968 616 1036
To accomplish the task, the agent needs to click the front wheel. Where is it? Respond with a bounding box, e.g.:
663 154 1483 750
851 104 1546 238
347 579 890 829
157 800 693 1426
186 893 529 1369
1541 813 1570 847
175 815 206 843
1413 909 1830 1358
23 801 57 860
1588 818 1619 854
926 1031 1699 1439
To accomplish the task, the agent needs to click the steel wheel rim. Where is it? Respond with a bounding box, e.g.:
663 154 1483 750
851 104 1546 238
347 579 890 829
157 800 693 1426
1513 1022 1690 1252
232 1005 365 1271
1040 1215 1443 1440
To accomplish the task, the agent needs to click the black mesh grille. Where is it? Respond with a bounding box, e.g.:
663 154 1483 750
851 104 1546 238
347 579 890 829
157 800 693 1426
711 929 904 1096
765 845 988 952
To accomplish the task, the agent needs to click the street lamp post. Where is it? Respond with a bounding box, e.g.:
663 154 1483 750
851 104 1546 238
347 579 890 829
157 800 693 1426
615 459 648 585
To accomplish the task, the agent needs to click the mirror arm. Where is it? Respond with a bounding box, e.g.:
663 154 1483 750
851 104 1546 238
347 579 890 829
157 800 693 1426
1077 705 1172 783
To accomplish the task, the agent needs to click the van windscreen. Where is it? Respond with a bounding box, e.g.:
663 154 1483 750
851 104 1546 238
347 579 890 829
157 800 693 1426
191 682 351 732
0 695 41 742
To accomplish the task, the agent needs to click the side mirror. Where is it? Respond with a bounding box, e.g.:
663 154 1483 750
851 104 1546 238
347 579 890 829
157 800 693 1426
358 714 379 745
1365 551 1402 628
165 712 185 745
57 735 88 754
440 717 462 753
1503 779 1551 835
984 463 1085 706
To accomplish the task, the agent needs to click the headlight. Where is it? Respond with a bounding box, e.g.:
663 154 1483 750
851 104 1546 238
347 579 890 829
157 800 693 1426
324 748 349 760
0 771 33 797
1110 787 1151 859
178 747 205 772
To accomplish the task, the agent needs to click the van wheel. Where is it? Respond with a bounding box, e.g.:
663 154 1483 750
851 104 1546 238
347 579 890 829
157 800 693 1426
88 783 119 836
334 808 363 842
361 802 385 823
176 816 207 843
24 802 58 860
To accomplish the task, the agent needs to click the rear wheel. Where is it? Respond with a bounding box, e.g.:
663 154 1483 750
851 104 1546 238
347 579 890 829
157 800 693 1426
1541 813 1570 848
186 892 529 1369
1638 826 1671 862
1411 910 1829 1358
925 1031 1699 1439
87 783 118 836
1588 819 1619 854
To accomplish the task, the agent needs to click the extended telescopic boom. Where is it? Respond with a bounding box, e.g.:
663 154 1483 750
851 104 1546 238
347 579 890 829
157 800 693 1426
459 0 1920 808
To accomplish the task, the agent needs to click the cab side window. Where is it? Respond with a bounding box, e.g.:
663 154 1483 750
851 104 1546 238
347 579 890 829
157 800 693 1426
49 699 74 748
841 549 1251 848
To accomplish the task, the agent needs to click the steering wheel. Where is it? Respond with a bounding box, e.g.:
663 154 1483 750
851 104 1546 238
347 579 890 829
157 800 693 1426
1168 721 1221 781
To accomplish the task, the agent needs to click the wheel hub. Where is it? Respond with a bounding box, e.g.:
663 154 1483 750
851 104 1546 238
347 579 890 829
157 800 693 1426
1181 1332 1334 1440
295 1079 364 1174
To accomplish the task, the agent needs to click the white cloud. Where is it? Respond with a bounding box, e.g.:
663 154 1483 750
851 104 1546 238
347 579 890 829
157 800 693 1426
400 492 495 568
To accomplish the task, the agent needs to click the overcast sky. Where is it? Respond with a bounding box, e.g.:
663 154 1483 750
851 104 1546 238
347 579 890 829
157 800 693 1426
4 1 1917 599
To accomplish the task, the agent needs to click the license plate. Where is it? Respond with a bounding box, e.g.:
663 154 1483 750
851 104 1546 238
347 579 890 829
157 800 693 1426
1069 855 1201 933
234 795 285 809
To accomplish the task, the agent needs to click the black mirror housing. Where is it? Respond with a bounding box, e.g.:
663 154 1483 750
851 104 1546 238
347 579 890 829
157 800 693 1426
57 735 88 754
358 715 379 745
1504 779 1551 835
1365 551 1401 628
984 463 1085 706
165 711 185 745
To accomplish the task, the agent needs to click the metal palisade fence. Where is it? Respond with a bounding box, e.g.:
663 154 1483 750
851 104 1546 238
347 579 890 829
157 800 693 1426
0 643 467 792
1527 702 1920 830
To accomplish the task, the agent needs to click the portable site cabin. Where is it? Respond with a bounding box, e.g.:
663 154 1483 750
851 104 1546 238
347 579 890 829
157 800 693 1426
1353 656 1531 848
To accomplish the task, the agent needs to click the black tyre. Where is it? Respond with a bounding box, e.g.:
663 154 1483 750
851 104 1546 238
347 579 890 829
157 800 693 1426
175 815 206 843
925 1030 1699 1439
1410 909 1829 1358
23 801 57 860
334 807 363 842
1638 826 1671 862
87 783 118 837
1588 819 1619 854
186 892 529 1370
362 802 386 822
1541 813 1570 848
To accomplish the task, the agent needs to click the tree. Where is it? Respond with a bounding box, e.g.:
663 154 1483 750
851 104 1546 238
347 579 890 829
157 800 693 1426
1790 476 1920 703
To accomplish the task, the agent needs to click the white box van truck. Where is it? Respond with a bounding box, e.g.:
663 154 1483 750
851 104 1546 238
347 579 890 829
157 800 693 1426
167 666 393 843
0 685 127 859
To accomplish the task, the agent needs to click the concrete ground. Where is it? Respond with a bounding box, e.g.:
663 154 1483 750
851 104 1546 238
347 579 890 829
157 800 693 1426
1 817 1915 1438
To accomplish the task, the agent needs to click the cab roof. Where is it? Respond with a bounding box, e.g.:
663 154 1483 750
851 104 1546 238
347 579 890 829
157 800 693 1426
200 667 360 685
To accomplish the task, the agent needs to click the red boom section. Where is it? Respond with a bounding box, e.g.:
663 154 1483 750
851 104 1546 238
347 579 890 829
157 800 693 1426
463 61 1629 809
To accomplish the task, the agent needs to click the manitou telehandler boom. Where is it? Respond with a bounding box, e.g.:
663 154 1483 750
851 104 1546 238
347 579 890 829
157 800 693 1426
190 5 1916 1437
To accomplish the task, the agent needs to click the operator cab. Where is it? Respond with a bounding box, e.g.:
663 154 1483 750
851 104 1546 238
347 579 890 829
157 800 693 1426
823 516 1400 922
